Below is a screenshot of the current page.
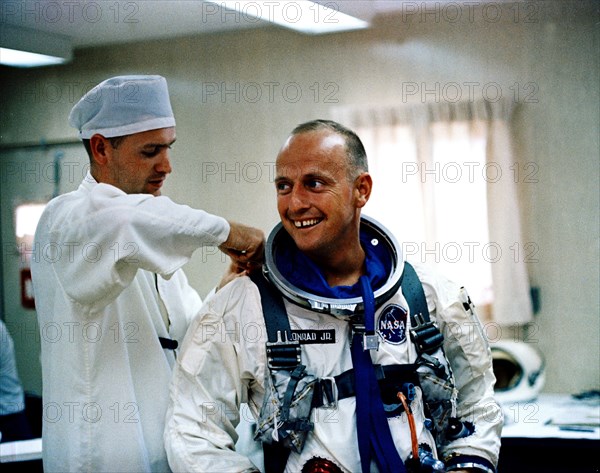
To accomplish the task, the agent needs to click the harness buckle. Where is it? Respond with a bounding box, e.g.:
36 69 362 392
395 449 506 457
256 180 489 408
317 377 338 409
266 330 302 370
409 313 444 354
350 324 379 351
363 333 380 351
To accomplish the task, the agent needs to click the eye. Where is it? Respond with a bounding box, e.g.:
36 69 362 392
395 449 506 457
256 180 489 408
275 181 291 193
306 179 324 190
141 148 160 158
141 144 171 158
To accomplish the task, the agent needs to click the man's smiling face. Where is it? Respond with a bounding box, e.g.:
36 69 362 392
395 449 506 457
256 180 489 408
275 129 363 260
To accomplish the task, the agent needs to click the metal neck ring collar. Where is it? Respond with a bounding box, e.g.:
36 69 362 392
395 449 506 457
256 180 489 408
263 214 404 318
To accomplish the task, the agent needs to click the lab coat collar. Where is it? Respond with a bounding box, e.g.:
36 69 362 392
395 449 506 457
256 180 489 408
81 171 98 192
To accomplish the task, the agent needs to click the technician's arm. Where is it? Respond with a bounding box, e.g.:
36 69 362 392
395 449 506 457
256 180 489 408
40 183 261 310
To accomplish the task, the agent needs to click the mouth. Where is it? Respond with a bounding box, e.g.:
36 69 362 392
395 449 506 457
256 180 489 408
148 177 165 188
292 218 323 229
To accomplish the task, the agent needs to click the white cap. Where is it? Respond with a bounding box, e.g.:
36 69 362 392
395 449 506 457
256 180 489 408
68 75 176 139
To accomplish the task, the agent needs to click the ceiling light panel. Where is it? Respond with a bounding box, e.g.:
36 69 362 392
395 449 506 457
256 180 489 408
203 1 369 34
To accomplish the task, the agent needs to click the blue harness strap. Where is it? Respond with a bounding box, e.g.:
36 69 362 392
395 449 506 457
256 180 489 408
351 276 406 473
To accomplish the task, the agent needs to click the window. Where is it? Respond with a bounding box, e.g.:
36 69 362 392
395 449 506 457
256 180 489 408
335 99 533 325
15 203 46 248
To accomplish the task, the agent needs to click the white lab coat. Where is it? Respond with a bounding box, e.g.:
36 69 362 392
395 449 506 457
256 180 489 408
165 263 502 472
30 173 230 473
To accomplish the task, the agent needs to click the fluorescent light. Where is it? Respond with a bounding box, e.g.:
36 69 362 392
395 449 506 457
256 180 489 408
0 47 68 68
0 24 72 68
205 1 369 34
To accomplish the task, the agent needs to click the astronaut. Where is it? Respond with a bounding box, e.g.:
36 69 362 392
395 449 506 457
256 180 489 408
165 120 502 472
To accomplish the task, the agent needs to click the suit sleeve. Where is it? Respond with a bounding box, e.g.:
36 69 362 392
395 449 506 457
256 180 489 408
418 265 503 471
164 278 265 473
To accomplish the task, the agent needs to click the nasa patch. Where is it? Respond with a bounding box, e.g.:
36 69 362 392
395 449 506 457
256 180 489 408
377 304 408 345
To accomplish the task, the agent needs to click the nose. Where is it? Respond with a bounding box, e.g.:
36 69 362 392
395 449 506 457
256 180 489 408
288 185 310 214
156 149 172 174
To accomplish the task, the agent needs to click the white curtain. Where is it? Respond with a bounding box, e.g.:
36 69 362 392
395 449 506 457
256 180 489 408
333 99 533 325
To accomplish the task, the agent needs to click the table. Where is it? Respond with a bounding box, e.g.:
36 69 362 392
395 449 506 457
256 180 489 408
498 393 599 473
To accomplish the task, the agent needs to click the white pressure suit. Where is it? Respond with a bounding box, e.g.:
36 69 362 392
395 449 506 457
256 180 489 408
31 173 230 472
165 232 502 472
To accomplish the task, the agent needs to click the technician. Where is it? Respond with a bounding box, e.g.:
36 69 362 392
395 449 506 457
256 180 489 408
165 120 502 472
31 75 264 472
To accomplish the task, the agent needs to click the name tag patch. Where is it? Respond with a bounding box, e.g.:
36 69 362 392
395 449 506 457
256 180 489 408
377 304 408 345
290 329 336 344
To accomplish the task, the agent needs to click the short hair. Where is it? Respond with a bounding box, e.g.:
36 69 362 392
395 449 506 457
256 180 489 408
82 136 126 160
290 119 368 179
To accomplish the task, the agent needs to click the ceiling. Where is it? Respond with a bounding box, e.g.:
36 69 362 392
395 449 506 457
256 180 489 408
1 0 523 50
0 1 415 49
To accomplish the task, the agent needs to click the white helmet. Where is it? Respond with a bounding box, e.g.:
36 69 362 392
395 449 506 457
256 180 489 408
490 340 545 403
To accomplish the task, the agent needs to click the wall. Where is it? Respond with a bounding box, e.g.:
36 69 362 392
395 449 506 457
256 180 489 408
0 143 86 393
1 1 598 395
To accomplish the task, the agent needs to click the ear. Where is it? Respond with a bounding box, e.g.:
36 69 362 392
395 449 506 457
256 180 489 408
89 134 111 166
354 172 372 209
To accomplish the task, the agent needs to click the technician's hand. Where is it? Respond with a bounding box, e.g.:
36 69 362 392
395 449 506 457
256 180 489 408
216 261 248 291
219 221 265 271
